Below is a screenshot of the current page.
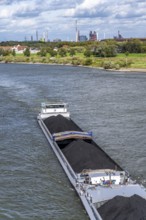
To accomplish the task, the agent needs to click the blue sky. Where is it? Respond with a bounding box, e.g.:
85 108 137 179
0 0 146 41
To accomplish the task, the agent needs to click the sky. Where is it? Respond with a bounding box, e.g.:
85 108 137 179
0 0 146 42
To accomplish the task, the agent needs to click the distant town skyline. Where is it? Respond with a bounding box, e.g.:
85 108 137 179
0 0 146 42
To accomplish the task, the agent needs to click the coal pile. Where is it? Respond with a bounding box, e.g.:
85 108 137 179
98 194 146 220
62 139 121 173
44 115 81 134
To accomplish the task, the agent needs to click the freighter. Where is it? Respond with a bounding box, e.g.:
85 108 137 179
37 102 146 220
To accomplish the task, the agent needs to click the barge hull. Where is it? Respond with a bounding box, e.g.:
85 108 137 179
38 117 102 220
37 104 146 220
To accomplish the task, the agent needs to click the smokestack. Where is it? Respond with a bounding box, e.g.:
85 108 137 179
75 20 79 42
46 30 48 42
36 30 38 41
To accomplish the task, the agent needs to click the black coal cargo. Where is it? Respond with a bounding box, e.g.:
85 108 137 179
44 115 122 173
44 115 81 134
62 139 122 173
98 194 146 220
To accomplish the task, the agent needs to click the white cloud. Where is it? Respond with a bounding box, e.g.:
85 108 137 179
0 1 39 19
0 0 146 41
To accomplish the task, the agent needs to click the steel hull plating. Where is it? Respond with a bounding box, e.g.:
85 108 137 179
38 116 101 220
37 111 146 220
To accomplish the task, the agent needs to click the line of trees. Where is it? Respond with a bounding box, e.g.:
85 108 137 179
1 38 146 58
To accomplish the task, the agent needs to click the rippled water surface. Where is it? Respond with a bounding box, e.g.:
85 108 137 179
0 63 146 219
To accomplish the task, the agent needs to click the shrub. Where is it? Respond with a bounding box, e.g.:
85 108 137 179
41 58 47 63
71 57 82 65
83 58 93 66
69 49 76 56
39 48 47 57
84 49 92 57
58 48 66 57
102 61 115 69
116 59 132 68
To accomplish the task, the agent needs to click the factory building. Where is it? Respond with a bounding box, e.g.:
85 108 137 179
89 31 97 41
79 35 88 42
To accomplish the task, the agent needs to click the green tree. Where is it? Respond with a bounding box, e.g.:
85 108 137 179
58 48 66 57
39 48 47 57
121 39 142 53
47 47 57 57
125 51 129 67
12 49 16 56
84 49 92 57
105 45 117 57
0 48 4 56
23 48 30 57
93 42 117 57
0 49 11 56
69 48 76 56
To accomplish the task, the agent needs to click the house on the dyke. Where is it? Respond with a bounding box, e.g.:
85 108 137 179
11 45 28 54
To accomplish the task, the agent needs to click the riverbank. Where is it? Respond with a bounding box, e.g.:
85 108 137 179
1 53 146 73
118 68 146 72
1 60 146 73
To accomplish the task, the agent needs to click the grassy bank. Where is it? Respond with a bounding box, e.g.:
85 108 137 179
117 53 146 69
1 53 146 71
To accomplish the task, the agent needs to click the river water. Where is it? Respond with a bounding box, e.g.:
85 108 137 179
0 63 146 219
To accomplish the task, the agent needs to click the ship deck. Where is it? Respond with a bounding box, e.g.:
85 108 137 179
38 113 146 220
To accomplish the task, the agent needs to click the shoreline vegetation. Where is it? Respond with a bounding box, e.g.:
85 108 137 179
1 40 146 72
1 60 146 73
1 54 146 73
